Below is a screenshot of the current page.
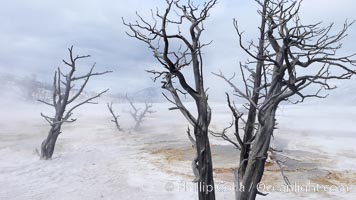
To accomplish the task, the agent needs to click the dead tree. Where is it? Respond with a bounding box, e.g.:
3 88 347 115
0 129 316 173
126 95 155 131
39 46 111 160
107 102 123 131
214 0 356 199
123 0 217 199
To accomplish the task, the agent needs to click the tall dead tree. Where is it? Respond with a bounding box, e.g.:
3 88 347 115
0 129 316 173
123 0 217 199
39 46 111 160
214 0 356 199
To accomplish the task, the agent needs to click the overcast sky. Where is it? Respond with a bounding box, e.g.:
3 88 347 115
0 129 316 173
0 0 355 100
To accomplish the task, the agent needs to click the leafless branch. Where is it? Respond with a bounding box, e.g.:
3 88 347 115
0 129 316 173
107 102 123 131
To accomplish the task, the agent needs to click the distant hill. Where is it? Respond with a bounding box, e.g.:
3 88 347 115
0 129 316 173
111 87 165 103
130 87 164 102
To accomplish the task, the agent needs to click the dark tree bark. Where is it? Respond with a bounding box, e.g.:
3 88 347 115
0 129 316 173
39 46 111 160
41 125 61 159
123 1 217 199
238 0 269 180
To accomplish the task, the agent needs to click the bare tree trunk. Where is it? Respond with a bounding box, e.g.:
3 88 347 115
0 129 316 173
195 101 215 199
195 135 215 199
239 0 268 180
40 125 61 159
41 109 65 160
237 109 275 200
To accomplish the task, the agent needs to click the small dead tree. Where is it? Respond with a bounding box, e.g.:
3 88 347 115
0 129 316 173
214 0 356 199
123 0 217 199
126 96 155 131
107 102 123 131
39 46 111 160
